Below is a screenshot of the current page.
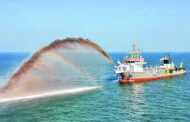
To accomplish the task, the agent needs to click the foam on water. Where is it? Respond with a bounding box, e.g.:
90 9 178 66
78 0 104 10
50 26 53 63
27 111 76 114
0 86 100 103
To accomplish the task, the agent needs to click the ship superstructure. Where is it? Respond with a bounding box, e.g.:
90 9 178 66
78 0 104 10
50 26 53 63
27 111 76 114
115 43 186 83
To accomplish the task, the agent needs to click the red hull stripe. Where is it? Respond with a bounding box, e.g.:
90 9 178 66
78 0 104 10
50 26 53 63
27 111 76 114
123 58 144 61
119 71 186 83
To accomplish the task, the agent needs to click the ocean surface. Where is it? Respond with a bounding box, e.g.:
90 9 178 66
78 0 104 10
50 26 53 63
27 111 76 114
0 52 190 122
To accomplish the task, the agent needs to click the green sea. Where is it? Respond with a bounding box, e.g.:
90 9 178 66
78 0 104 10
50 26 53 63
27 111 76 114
0 52 190 122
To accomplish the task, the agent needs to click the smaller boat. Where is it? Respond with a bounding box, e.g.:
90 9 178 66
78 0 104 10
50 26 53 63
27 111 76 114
115 43 186 83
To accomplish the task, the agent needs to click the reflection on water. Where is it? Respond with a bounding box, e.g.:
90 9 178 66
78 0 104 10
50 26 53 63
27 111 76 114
129 84 145 118
119 83 146 119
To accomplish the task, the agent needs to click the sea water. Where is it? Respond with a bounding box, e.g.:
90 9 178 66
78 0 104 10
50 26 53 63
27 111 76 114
0 52 190 122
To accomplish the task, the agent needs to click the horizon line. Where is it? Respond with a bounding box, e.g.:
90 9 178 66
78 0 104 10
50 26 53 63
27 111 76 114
0 51 190 53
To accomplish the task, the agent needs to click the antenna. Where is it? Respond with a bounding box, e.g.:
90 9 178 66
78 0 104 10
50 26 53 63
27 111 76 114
138 48 141 58
132 41 136 52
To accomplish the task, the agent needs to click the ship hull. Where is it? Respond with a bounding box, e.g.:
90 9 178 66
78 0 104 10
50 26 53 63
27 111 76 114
119 70 186 83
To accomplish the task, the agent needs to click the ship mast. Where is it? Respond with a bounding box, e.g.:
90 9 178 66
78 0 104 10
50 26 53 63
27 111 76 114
130 42 137 58
132 42 136 52
130 42 141 58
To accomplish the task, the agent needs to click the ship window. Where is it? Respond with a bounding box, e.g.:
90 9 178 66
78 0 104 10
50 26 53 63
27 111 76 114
128 61 135 63
163 60 170 64
127 61 142 63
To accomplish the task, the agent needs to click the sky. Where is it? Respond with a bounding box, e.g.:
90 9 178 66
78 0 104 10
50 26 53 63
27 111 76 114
0 0 190 52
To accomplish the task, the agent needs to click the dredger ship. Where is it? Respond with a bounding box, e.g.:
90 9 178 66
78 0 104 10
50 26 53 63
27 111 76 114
115 43 186 83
